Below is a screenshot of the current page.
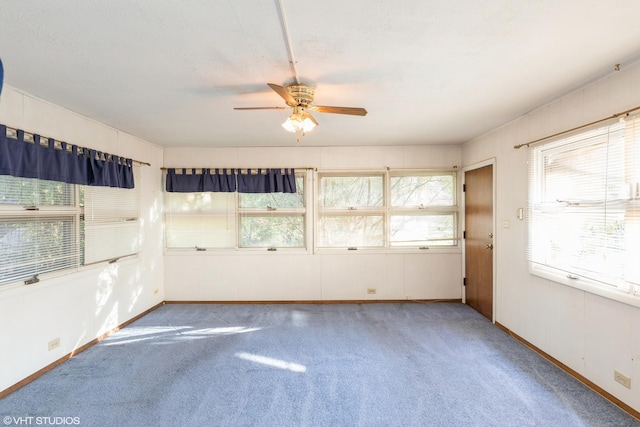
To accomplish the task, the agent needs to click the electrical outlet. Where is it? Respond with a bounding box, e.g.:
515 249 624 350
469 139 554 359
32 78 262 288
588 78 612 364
614 370 631 389
154 288 159 295
48 337 60 351
367 288 376 295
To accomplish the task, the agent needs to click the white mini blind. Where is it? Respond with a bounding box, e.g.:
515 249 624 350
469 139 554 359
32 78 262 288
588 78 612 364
82 165 141 264
0 164 142 286
0 176 79 284
623 115 640 296
528 117 640 293
165 192 237 249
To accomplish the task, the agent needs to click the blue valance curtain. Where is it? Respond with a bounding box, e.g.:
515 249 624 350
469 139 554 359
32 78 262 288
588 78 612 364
0 125 135 188
166 168 297 193
237 168 297 193
166 168 237 193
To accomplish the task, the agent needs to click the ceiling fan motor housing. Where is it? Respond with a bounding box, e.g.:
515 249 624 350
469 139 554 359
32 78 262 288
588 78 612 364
286 85 314 107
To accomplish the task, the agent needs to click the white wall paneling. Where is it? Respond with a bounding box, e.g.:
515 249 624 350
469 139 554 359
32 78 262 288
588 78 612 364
164 252 462 302
462 61 640 412
0 86 164 393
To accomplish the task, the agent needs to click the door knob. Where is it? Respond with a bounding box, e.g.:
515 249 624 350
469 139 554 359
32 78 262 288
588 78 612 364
485 243 493 250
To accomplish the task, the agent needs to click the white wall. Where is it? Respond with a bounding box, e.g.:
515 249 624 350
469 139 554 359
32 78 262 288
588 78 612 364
462 63 640 411
163 145 463 301
0 86 165 393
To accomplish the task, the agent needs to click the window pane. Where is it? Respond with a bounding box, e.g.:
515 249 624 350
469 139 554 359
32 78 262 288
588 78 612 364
391 174 455 207
0 175 74 206
530 208 627 284
84 221 140 264
317 215 384 247
83 184 139 222
165 192 236 248
0 217 78 284
390 214 456 247
166 191 234 214
239 215 304 248
542 140 626 203
239 176 304 208
320 176 383 208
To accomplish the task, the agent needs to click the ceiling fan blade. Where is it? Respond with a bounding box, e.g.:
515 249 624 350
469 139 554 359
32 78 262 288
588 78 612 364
313 106 368 116
267 83 297 106
234 107 287 111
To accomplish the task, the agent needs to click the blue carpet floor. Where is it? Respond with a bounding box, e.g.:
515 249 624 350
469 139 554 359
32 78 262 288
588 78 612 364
1 302 638 427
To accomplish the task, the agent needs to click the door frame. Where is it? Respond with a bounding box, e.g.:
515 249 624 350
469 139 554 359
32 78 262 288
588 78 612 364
462 158 497 322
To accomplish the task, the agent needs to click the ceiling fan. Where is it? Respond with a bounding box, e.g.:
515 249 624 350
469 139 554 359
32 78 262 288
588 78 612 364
234 83 367 134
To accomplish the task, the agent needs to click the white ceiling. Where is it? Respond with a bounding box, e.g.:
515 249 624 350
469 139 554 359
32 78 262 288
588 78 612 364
1 0 640 148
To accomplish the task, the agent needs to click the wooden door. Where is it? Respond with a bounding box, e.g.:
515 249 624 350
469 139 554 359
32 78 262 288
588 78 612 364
464 165 494 320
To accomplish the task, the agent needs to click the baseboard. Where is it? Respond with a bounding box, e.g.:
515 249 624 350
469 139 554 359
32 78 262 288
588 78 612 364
494 322 640 422
0 302 164 400
163 299 462 304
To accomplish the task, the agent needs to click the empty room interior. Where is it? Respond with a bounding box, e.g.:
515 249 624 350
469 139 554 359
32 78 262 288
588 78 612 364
1 1 640 425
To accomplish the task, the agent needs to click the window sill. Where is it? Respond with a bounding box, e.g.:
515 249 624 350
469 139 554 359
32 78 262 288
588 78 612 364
164 248 312 255
315 246 461 255
529 262 640 309
164 247 462 256
0 254 139 296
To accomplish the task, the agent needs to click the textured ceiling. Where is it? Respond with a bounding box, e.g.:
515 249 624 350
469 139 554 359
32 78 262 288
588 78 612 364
1 0 640 148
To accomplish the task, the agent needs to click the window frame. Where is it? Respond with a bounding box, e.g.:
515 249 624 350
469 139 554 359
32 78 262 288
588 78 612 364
316 171 387 249
164 168 459 255
237 174 308 250
315 169 459 252
164 191 238 250
527 119 640 307
389 170 458 248
164 169 311 253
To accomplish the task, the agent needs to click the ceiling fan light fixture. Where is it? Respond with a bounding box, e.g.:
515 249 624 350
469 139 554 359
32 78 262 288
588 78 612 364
282 108 317 133
301 116 317 132
282 115 303 133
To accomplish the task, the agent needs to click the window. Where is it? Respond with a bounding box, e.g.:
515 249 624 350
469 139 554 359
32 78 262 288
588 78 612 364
0 177 78 285
317 174 385 247
528 117 640 297
165 169 456 252
165 172 307 250
165 192 237 249
317 170 457 249
238 182 306 248
82 177 141 264
390 172 457 247
0 167 141 287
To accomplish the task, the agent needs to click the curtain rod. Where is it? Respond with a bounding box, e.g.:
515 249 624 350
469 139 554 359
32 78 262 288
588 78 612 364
513 104 640 149
3 124 151 166
160 167 316 171
161 167 459 172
